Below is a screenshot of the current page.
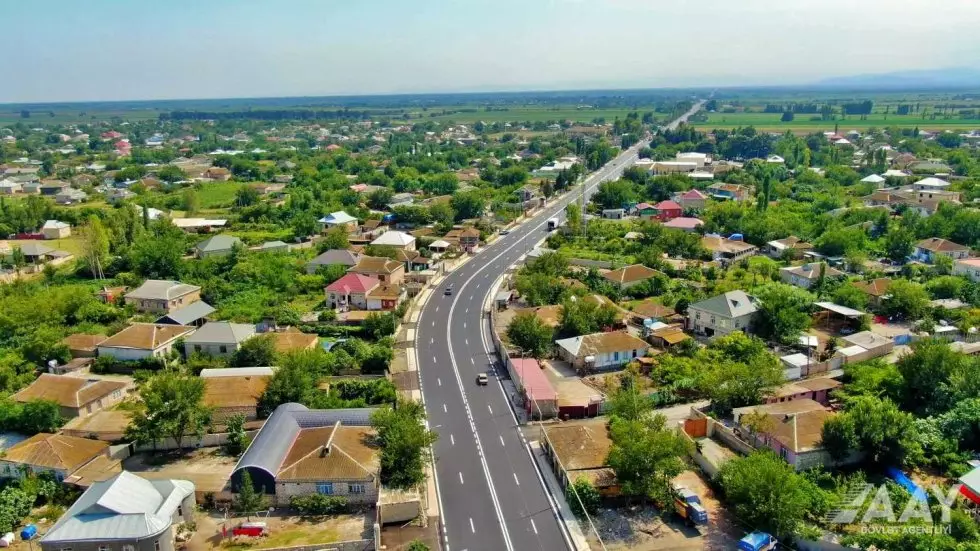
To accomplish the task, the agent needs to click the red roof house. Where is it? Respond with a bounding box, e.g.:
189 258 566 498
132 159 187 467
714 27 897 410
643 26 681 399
511 358 558 418
325 273 380 310
653 200 684 221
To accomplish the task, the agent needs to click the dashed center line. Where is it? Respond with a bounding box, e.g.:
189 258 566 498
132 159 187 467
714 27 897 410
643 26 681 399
530 519 538 534
499 435 506 447
488 404 493 414
450 434 455 446
513 473 520 486
443 404 447 413
470 518 476 533
459 472 464 485
437 378 442 387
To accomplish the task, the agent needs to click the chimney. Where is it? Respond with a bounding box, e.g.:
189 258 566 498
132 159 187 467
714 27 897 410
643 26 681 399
320 420 341 457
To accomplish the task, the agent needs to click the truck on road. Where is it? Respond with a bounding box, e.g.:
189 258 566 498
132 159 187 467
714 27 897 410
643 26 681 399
672 486 708 529
547 217 560 231
738 531 777 551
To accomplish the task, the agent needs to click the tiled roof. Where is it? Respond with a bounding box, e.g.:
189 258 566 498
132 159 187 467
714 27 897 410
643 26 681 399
542 423 611 471
203 375 270 409
851 278 891 297
61 333 107 351
602 264 663 284
653 200 682 211
630 300 674 319
183 322 255 345
690 290 758 318
270 330 319 353
12 374 127 409
125 280 200 301
276 424 380 482
555 331 648 358
366 284 404 299
662 217 703 229
99 324 195 350
916 237 969 253
326 273 379 294
352 256 402 275
3 433 108 471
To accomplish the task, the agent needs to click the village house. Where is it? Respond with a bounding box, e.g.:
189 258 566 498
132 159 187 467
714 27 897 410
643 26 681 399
204 167 231 181
733 400 853 471
318 211 358 231
97 323 196 361
457 227 480 252
183 322 256 358
702 235 758 266
366 283 406 311
541 423 618 497
953 258 980 283
39 472 195 551
913 238 971 263
370 230 416 251
155 300 215 327
61 333 107 358
195 234 243 258
305 249 362 274
231 404 380 505
687 290 758 338
673 189 708 210
124 280 202 314
707 182 751 201
851 278 892 308
325 273 380 310
765 236 814 260
766 378 842 406
0 433 109 482
601 264 664 290
269 328 320 354
201 366 273 422
349 256 405 285
779 262 846 290
662 217 704 232
554 331 649 373
41 219 71 239
12 374 128 420
652 200 684 221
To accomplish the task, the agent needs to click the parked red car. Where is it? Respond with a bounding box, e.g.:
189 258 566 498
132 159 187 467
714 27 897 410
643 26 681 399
232 522 268 537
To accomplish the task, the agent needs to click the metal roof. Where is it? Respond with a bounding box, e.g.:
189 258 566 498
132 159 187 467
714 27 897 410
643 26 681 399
232 404 375 481
41 471 193 543
156 300 214 326
183 321 255 345
814 301 865 318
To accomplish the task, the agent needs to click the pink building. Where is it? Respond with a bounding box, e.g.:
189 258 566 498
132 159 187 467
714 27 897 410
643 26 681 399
511 358 558 419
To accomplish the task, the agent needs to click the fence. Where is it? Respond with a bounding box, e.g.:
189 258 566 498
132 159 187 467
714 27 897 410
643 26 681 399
132 429 261 453
243 539 375 551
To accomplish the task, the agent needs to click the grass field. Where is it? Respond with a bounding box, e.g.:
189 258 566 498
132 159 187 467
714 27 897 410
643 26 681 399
691 111 980 132
397 106 657 124
195 182 243 209
7 237 84 256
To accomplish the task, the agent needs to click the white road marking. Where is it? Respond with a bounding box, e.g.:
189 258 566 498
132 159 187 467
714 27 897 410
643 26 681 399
465 308 469 313
465 339 469 346
470 518 476 533
431 321 435 327
513 473 520 486
430 338 434 344
437 378 442 387
450 434 455 446
436 306 440 312
530 519 538 534
433 356 437 364
443 403 447 413
459 472 464 484
500 435 506 446
488 404 493 414
463 322 466 329
469 295 473 301
470 358 475 365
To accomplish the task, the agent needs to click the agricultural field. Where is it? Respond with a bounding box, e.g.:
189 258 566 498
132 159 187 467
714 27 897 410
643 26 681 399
396 106 657 124
691 111 980 132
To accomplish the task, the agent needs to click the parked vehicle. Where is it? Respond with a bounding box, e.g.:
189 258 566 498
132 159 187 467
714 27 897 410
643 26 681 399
232 522 268 537
738 531 777 551
547 217 559 231
672 486 708 528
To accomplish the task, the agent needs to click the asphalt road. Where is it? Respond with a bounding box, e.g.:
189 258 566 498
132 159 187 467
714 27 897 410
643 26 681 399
414 101 704 551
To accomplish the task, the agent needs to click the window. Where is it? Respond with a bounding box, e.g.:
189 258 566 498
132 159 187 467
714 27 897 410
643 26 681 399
61 548 72 551
349 483 365 495
317 482 334 495
99 546 109 551
123 546 135 551
155 541 160 551
219 345 228 354
194 344 202 352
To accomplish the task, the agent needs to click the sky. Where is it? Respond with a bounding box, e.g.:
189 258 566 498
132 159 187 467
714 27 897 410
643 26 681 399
2 0 980 103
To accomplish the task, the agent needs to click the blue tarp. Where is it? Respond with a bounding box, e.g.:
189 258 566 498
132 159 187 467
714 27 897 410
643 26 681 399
886 467 928 502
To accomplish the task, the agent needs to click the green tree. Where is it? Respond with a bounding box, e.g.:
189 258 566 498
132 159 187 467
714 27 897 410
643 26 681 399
884 226 914 262
780 111 794 122
130 233 185 279
719 451 815 539
607 370 654 422
505 312 553 358
837 396 921 465
0 486 34 533
557 298 618 338
753 283 814 344
832 284 870 311
320 226 350 251
364 312 398 340
607 413 691 505
820 414 858 462
449 191 485 221
182 188 200 214
406 541 431 551
234 470 266 515
80 215 110 279
567 477 601 518
231 334 278 367
157 165 187 183
17 400 65 434
258 359 315 416
371 400 438 489
225 413 249 457
881 279 930 320
235 185 260 207
126 371 212 451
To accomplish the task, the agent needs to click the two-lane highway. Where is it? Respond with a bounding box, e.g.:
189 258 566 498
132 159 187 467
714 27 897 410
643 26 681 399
415 101 704 551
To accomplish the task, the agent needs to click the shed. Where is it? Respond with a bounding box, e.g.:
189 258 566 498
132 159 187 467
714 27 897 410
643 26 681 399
511 359 557 418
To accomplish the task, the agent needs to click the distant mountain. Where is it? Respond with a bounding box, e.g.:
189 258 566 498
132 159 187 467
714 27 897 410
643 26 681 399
814 67 980 90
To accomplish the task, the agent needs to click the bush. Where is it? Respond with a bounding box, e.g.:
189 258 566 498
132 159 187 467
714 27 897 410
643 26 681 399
290 494 349 515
